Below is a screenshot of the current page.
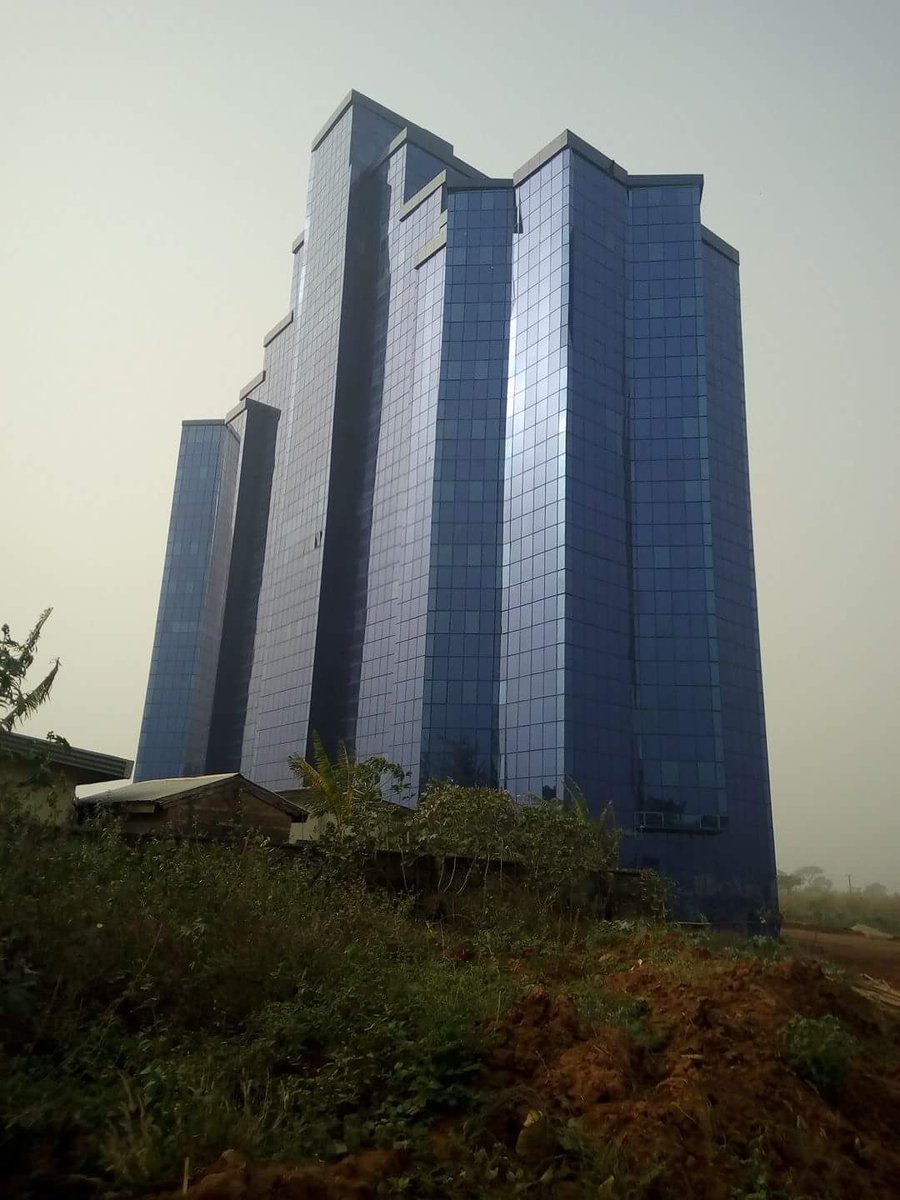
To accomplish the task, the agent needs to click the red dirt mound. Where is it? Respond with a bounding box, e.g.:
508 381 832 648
148 1148 408 1200
146 952 900 1200
480 959 900 1199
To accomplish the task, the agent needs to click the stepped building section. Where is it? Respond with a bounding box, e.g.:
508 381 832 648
135 92 776 920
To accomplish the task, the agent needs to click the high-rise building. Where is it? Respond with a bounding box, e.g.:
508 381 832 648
135 92 776 921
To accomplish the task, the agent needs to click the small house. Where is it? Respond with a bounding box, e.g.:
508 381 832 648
0 730 132 824
76 773 308 844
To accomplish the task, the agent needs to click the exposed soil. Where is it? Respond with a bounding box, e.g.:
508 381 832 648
145 1148 408 1200
474 957 900 1199
783 924 900 988
154 947 900 1200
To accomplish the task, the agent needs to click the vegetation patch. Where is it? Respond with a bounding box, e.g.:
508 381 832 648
778 1014 857 1099
2 755 900 1198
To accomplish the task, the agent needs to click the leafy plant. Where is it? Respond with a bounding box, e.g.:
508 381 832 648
731 1137 791 1199
515 784 618 909
409 779 619 912
413 781 518 893
0 609 59 733
288 734 410 864
779 1014 856 1099
0 813 525 1190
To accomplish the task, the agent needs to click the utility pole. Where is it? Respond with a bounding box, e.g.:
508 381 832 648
847 874 853 894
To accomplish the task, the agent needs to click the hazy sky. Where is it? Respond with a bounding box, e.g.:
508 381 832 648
3 0 899 889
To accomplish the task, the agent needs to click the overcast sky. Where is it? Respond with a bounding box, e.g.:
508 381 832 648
2 0 898 889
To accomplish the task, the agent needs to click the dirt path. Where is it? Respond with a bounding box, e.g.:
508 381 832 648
783 924 900 987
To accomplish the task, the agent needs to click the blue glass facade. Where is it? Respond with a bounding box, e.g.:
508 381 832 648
135 92 775 920
135 419 240 779
500 154 570 802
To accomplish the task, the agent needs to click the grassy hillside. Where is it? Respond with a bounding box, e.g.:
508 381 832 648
780 887 900 935
2 815 900 1200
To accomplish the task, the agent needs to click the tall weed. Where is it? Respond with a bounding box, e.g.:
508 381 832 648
0 813 517 1189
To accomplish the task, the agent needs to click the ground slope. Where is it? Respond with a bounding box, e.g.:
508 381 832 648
154 936 900 1200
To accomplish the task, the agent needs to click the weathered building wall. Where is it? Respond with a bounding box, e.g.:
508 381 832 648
119 783 298 843
0 758 83 825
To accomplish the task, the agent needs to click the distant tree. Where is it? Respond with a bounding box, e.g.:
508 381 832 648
0 609 59 733
795 865 834 891
777 869 802 894
863 882 888 897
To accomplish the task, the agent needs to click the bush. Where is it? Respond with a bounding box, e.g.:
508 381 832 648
0 810 529 1189
286 741 622 915
778 1015 857 1099
0 785 663 1195
411 780 619 913
514 789 618 909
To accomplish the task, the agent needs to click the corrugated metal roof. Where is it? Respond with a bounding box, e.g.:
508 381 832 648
79 775 237 806
76 773 307 818
0 730 132 782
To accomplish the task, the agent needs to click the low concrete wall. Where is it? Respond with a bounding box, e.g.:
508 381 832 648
285 843 659 919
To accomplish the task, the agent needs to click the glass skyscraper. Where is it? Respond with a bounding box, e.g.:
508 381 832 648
135 92 776 921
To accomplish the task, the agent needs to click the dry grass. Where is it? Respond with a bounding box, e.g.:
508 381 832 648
780 887 900 934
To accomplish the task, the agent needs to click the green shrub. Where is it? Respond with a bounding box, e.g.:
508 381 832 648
0 811 527 1189
778 1014 856 1099
0 793 666 1195
696 931 787 964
